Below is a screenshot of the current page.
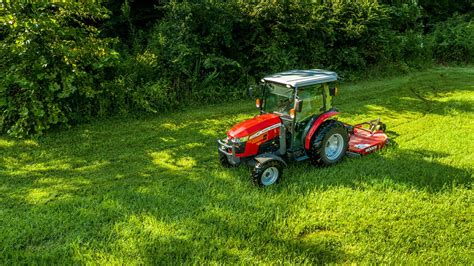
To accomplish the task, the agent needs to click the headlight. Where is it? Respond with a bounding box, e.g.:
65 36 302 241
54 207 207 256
239 136 249 142
232 136 249 143
232 136 248 154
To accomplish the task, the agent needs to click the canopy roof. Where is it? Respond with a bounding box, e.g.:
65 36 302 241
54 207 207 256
263 69 338 88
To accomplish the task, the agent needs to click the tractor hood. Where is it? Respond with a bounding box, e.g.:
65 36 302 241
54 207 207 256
227 113 281 139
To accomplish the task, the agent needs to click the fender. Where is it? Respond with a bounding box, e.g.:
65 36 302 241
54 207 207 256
254 153 287 167
304 111 340 150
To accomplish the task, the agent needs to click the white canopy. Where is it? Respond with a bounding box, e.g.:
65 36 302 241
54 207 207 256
263 69 338 88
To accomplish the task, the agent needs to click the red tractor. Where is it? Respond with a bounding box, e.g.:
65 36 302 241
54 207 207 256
218 69 388 186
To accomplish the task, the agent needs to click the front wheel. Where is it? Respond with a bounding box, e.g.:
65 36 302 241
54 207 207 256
310 121 349 166
252 160 283 186
219 153 232 168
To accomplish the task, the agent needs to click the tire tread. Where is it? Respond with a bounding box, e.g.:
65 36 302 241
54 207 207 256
309 120 348 165
252 160 283 186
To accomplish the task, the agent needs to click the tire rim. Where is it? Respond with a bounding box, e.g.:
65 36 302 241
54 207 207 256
325 133 344 161
261 166 279 186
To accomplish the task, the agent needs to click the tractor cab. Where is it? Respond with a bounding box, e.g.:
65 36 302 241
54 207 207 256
218 69 388 186
258 69 339 156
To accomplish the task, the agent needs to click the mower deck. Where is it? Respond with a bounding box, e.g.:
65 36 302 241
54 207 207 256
348 126 388 156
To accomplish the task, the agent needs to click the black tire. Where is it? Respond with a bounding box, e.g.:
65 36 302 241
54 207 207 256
309 121 349 166
219 153 232 168
252 160 283 186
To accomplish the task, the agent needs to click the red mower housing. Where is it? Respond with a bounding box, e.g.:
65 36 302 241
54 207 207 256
347 120 389 156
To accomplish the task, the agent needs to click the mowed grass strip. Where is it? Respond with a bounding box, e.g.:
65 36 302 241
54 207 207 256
0 67 472 264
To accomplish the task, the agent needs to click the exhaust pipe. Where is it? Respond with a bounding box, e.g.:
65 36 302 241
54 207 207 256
279 125 286 155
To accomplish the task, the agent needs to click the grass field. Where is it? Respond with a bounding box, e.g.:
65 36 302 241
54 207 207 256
1 67 473 264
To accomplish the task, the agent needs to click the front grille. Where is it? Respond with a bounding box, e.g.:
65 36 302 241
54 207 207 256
234 141 246 154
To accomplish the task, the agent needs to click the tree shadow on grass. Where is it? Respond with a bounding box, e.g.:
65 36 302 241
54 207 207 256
0 115 350 264
1 141 469 263
283 148 472 193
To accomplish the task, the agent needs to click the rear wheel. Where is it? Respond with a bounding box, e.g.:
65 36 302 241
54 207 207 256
310 121 349 165
252 160 283 186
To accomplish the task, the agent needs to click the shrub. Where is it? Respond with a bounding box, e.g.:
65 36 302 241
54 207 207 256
146 1 246 103
431 15 474 63
1 0 472 138
113 50 176 113
0 3 118 137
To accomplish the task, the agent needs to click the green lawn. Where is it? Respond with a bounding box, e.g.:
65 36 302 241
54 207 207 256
1 67 473 264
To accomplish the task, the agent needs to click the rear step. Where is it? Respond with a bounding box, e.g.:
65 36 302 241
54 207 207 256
294 155 309 161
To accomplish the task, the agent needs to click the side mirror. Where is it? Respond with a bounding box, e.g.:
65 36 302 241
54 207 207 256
248 87 254 97
295 99 303 112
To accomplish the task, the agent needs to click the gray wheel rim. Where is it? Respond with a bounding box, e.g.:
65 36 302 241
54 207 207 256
325 133 344 161
261 166 279 186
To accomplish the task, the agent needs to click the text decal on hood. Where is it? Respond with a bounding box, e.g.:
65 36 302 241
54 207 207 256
249 123 282 140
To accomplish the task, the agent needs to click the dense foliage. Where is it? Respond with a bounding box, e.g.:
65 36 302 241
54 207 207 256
1 0 473 137
431 14 474 63
0 3 118 137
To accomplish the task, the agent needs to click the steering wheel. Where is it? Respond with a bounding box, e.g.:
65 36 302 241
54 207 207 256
277 99 292 113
